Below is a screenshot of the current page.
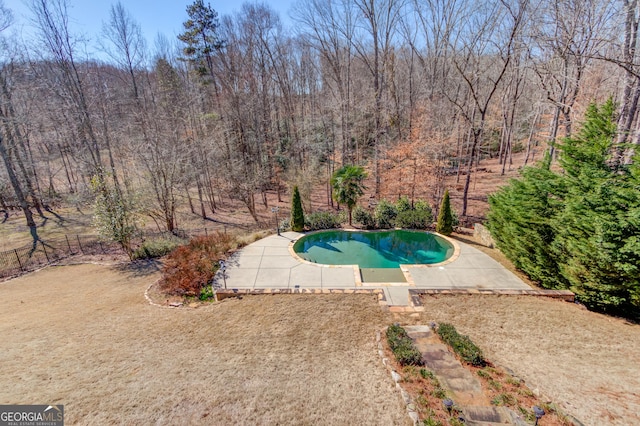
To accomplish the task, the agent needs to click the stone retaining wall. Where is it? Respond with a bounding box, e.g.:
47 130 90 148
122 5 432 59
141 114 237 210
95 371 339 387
411 288 575 302
215 288 385 302
473 223 495 248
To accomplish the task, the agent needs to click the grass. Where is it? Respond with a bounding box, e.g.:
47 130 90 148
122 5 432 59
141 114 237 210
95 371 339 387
0 206 96 250
0 264 409 424
415 294 640 425
491 392 517 406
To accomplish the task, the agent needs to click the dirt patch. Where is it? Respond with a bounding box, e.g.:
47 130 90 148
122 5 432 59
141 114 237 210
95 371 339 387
0 264 408 425
404 295 640 426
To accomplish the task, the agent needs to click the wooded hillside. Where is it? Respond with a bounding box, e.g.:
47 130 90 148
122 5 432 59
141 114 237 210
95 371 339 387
1 0 639 235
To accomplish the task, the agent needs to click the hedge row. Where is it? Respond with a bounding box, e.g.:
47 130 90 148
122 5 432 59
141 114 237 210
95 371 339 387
436 323 485 367
386 324 423 366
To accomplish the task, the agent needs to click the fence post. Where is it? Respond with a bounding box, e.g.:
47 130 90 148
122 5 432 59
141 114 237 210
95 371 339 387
65 235 73 254
76 235 84 254
41 241 50 263
13 249 23 272
204 227 208 237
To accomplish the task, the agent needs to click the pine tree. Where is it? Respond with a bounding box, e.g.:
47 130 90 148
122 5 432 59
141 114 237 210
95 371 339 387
488 156 567 288
436 190 453 236
488 100 640 320
178 0 224 77
291 186 305 232
552 99 640 317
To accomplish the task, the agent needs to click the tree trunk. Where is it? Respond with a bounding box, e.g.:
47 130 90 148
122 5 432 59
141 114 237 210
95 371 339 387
0 133 36 228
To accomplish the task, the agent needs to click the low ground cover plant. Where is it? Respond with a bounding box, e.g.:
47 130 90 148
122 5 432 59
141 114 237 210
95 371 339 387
436 323 485 367
386 324 423 366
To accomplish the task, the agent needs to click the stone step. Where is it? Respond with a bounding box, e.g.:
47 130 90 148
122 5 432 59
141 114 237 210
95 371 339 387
460 406 529 426
402 325 530 425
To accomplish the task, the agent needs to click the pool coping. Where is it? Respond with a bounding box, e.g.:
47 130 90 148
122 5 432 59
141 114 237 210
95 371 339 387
287 228 461 286
214 230 539 306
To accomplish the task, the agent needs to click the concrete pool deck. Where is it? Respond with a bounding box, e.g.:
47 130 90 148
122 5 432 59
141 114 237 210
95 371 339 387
214 231 535 306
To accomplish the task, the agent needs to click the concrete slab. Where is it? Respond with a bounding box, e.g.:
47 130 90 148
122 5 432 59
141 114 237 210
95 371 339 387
228 255 262 268
261 247 292 256
321 267 356 288
259 255 301 269
445 268 529 290
289 265 322 287
237 245 266 256
406 267 457 288
254 268 291 288
385 286 411 306
220 231 532 305
217 268 258 289
252 232 299 246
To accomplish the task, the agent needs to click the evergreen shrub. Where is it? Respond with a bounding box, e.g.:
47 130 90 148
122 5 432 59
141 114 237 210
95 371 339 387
436 190 453 235
353 206 376 229
386 324 423 366
305 211 342 230
437 323 485 367
375 199 397 228
291 186 305 232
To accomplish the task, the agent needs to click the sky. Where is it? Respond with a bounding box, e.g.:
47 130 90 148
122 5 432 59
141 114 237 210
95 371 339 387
4 0 295 54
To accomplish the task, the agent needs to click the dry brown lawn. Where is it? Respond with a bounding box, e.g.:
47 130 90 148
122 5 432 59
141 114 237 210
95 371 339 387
405 295 640 426
3 263 639 426
0 263 408 425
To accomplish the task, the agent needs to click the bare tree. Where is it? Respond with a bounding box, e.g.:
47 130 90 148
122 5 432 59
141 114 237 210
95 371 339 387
352 0 406 197
447 0 528 217
293 0 357 165
101 1 146 99
528 0 614 158
29 0 101 169
0 3 39 231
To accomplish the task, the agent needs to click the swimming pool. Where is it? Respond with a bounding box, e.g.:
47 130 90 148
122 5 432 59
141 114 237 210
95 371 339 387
292 230 454 268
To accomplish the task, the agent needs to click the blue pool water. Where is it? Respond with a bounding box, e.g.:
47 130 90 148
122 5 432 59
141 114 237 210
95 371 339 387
293 230 454 268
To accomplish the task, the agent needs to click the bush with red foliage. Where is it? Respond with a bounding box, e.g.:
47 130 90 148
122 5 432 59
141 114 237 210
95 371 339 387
159 232 234 296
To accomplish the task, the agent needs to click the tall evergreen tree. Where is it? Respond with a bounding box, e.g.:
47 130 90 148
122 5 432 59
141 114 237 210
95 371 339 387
178 0 224 78
488 156 567 288
489 100 640 319
291 186 305 232
552 100 640 317
436 190 453 236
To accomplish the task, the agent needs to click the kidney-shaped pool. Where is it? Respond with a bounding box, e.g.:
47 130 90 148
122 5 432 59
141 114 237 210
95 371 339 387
292 230 454 268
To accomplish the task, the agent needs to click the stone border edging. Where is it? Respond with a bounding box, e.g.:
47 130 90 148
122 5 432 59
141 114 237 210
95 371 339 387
214 287 386 302
144 278 176 309
410 288 575 304
376 329 420 425
287 229 461 285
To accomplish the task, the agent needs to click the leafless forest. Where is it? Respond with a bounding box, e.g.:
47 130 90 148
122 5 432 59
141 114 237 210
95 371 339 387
1 0 639 234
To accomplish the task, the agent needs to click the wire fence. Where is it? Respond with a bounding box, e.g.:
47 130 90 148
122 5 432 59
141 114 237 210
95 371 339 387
0 224 265 280
0 234 120 279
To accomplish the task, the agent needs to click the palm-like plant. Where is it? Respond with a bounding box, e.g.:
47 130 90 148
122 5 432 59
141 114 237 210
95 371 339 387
330 165 367 225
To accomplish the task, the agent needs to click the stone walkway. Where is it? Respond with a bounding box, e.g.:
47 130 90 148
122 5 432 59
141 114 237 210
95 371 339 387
215 231 532 306
404 325 527 426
